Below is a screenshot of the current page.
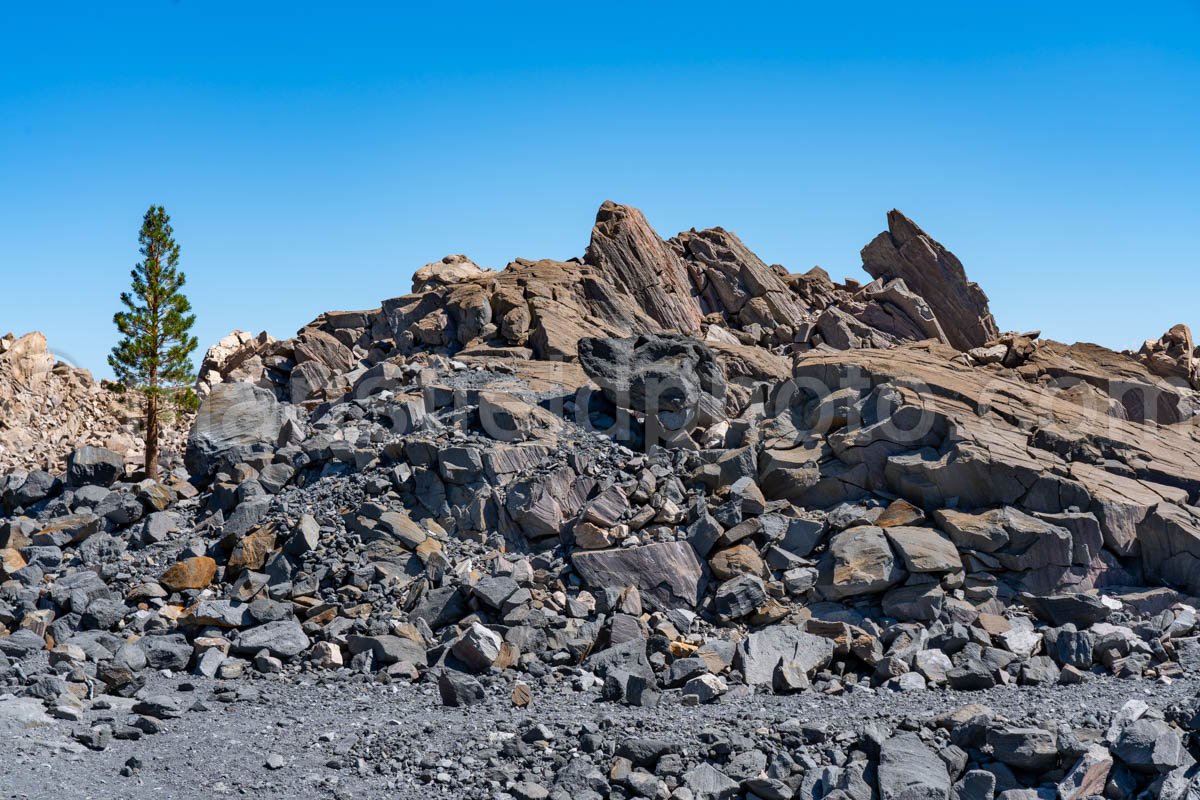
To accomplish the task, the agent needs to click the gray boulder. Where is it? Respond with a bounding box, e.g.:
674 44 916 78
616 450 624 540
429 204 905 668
233 619 309 658
987 726 1058 773
186 382 295 479
1020 592 1111 628
438 670 485 707
66 446 125 487
572 541 707 610
736 624 834 687
877 732 951 800
1113 719 1186 774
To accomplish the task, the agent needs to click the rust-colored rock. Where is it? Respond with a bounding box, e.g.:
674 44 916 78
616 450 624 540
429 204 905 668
160 556 217 592
226 525 278 573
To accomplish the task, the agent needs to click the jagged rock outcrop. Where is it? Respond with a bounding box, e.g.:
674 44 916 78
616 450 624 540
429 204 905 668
1136 323 1200 389
192 203 1021 415
584 201 703 335
5 201 1200 800
861 209 999 350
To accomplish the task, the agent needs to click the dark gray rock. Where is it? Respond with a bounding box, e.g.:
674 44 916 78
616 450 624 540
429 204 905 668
572 541 707 610
66 446 125 487
578 334 726 432
1113 719 1186 774
987 727 1058 773
713 574 766 621
1020 592 1112 628
437 670 484 707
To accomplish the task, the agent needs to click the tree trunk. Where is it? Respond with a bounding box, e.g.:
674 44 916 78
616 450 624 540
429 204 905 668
145 390 160 480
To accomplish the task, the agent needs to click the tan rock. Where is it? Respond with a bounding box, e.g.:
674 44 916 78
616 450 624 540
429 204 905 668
709 545 766 581
977 613 1011 636
511 681 532 708
573 521 613 550
876 499 925 528
0 548 26 578
860 210 998 350
883 526 963 573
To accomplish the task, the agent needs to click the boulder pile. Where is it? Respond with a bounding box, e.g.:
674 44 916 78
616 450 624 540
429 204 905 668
5 201 1200 798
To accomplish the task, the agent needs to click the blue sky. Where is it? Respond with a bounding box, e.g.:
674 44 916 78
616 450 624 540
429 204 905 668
2 2 1198 377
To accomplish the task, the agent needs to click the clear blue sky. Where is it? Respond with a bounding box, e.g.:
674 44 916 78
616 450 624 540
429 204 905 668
2 2 1198 378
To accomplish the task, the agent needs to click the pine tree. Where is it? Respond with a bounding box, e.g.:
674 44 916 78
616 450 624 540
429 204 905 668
109 205 198 479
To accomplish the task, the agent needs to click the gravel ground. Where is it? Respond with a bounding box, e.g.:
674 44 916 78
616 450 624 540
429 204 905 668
3 670 1195 800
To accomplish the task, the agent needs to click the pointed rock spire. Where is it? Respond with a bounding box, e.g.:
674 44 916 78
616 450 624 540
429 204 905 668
861 210 998 350
583 201 703 335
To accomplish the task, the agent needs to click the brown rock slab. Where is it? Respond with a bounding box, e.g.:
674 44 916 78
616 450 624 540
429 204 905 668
883 526 963 573
226 525 277 573
861 209 998 350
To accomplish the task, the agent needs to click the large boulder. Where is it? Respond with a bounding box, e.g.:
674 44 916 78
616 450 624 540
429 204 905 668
572 541 707 610
66 446 126 487
185 382 295 479
735 625 834 687
817 526 905 600
878 732 951 800
1139 502 1200 594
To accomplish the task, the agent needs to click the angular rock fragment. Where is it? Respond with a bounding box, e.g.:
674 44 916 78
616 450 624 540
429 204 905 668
572 541 706 609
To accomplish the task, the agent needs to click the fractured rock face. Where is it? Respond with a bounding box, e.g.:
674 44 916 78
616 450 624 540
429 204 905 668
584 201 703 336
1136 323 1200 389
0 332 190 474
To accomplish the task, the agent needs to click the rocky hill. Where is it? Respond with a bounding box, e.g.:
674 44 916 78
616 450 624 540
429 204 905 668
5 202 1200 799
0 331 189 475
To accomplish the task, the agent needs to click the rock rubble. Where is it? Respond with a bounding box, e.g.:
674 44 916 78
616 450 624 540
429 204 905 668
5 201 1200 798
